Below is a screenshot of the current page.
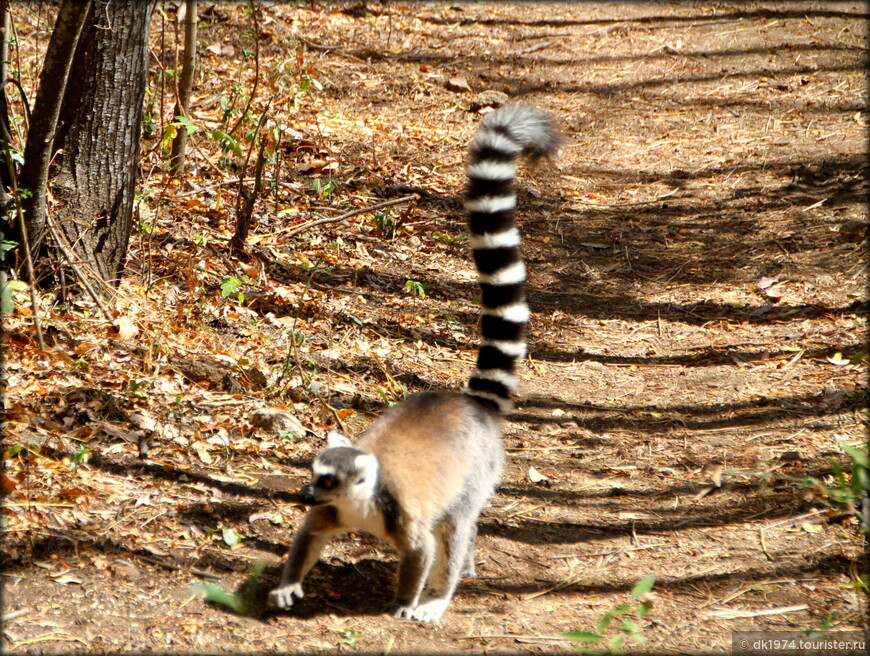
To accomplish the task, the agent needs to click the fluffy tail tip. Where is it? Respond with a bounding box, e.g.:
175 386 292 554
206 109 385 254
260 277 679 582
479 104 560 160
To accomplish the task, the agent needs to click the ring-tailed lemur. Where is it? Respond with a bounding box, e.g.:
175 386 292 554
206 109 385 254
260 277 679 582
269 105 559 623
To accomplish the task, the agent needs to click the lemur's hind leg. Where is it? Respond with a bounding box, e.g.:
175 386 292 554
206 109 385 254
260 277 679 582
461 523 478 578
410 517 475 622
390 524 436 619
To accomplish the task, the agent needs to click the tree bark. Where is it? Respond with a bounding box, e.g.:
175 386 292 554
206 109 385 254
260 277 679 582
24 0 152 289
16 0 91 262
0 1 13 208
169 0 197 176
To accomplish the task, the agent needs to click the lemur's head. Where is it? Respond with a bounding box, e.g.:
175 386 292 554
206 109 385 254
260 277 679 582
297 431 378 507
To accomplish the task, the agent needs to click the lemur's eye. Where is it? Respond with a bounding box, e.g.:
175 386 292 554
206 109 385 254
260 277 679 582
318 474 335 489
355 478 366 485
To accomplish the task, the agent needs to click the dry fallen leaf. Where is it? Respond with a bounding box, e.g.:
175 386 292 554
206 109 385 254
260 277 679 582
757 275 781 290
528 466 548 483
193 441 214 465
446 76 472 93
113 315 139 340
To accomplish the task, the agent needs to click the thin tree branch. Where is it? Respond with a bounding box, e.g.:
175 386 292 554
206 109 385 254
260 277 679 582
227 0 259 137
3 147 45 350
43 212 115 324
283 195 419 240
168 176 302 199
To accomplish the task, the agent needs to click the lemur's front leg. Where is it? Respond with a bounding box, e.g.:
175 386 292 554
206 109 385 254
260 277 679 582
269 506 338 609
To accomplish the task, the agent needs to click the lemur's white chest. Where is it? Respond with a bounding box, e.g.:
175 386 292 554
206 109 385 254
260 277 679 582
333 498 388 540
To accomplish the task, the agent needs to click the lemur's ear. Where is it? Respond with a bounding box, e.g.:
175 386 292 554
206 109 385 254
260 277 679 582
326 430 352 449
354 452 378 479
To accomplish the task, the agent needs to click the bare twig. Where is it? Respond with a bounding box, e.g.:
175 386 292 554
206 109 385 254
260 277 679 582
134 554 220 581
43 212 115 324
705 604 808 619
227 1 259 137
3 78 31 131
284 195 418 239
2 142 45 349
567 187 680 208
550 544 669 559
168 177 301 198
230 102 271 252
759 509 824 531
758 527 773 561
455 635 567 642
2 607 31 622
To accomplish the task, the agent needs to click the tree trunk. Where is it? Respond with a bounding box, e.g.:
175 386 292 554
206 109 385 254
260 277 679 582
24 0 152 289
169 0 197 176
15 0 90 270
0 1 14 210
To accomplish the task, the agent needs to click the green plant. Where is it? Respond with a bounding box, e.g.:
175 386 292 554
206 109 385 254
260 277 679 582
827 440 868 526
431 230 459 245
0 271 26 316
221 276 242 299
0 145 24 168
211 128 243 157
803 611 839 638
221 527 242 547
4 440 41 459
196 560 265 616
844 560 868 590
299 74 323 92
269 57 297 91
310 178 335 198
161 115 199 151
0 232 18 253
759 440 868 531
220 274 255 304
374 209 395 237
376 383 409 407
73 446 90 468
560 572 656 654
142 85 157 138
336 628 361 647
128 380 150 399
135 219 153 236
403 280 425 297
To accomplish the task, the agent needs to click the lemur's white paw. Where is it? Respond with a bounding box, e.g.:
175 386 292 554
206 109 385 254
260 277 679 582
269 582 304 609
408 597 449 623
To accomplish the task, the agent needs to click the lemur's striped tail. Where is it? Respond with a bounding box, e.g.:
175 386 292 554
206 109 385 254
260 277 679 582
462 105 559 413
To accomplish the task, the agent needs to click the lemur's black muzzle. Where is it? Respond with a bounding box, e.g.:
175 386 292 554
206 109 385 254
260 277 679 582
295 483 317 506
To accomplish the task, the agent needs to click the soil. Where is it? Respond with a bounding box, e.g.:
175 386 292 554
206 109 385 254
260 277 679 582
3 2 868 655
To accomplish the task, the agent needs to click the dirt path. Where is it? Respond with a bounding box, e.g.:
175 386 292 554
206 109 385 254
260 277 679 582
3 2 867 654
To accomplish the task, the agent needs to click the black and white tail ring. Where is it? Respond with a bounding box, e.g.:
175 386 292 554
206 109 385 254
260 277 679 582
462 105 559 413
